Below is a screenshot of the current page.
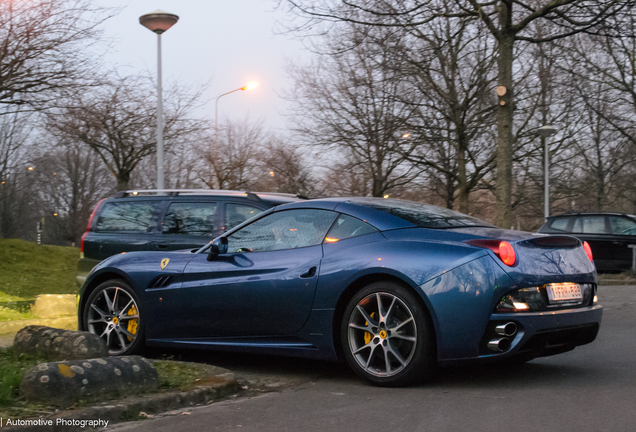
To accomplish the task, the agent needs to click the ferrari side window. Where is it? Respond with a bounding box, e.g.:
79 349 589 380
227 209 338 252
324 214 378 242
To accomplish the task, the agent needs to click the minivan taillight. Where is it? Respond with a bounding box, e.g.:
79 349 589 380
81 199 105 255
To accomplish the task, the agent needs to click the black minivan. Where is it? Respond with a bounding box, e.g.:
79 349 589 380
78 190 304 286
538 212 636 273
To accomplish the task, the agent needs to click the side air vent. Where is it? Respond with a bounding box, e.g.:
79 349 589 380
522 236 580 248
147 275 175 289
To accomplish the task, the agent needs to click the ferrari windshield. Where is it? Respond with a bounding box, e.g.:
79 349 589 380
356 198 494 229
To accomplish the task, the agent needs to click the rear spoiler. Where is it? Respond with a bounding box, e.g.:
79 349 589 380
520 236 581 248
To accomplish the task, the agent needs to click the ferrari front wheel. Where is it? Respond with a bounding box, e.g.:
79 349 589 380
341 282 435 387
83 279 143 356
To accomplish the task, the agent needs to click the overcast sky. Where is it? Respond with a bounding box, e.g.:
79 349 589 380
95 0 306 133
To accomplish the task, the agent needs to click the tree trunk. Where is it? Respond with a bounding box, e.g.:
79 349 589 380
495 34 515 229
457 133 469 214
372 176 385 197
116 172 130 192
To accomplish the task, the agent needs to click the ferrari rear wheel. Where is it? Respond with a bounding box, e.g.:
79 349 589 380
342 282 435 387
83 279 143 356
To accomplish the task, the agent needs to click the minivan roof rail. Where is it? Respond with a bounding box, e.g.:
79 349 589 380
114 189 308 201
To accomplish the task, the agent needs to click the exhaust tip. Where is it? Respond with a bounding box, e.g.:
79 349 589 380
488 338 512 352
495 322 517 337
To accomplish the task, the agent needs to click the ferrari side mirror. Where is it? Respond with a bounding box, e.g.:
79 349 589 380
207 237 228 261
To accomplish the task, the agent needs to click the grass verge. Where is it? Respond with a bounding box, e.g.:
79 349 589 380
0 348 47 418
0 239 79 298
0 308 35 323
153 360 223 390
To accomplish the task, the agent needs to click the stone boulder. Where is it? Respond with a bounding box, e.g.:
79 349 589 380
14 326 107 361
20 356 159 406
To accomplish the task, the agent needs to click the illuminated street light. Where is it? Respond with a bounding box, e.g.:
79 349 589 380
139 9 179 191
213 82 259 189
538 125 557 221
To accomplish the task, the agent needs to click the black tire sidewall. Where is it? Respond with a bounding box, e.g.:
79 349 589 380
83 279 144 356
340 281 434 387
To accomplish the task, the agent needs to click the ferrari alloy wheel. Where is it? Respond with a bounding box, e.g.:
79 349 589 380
84 280 143 356
342 282 435 386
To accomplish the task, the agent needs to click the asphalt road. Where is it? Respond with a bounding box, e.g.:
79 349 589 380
110 285 636 432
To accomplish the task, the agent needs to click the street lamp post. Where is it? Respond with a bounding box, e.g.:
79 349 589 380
139 10 179 191
538 125 558 221
213 82 258 189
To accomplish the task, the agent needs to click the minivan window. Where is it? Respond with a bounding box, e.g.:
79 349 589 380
609 216 636 235
225 203 263 231
163 202 217 236
572 216 607 234
549 218 569 231
95 202 158 232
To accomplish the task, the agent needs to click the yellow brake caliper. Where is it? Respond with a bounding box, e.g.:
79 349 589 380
126 305 138 341
363 312 375 345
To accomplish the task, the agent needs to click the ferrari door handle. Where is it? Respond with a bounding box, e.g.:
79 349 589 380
154 243 168 249
300 266 317 278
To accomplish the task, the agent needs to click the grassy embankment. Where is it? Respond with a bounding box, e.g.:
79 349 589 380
0 239 79 321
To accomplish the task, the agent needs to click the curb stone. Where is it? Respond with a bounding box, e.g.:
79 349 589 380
4 365 237 432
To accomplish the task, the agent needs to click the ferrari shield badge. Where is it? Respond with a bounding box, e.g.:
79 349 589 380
160 258 170 270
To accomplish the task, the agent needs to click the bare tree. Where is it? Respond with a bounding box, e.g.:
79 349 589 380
287 24 424 197
0 110 36 238
398 16 498 212
257 138 316 196
567 15 636 148
196 118 268 191
0 0 110 112
49 73 204 191
281 0 635 226
34 138 114 245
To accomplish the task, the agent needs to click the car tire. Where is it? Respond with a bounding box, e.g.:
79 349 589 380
341 281 436 387
83 279 144 356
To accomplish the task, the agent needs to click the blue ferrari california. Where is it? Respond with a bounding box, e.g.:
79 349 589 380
78 197 602 386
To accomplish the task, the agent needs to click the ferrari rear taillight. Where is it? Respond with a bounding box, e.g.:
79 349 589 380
582 241 593 262
465 239 517 266
498 241 516 266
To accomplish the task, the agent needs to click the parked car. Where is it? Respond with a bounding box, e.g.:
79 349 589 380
538 212 636 273
78 197 601 387
77 189 305 286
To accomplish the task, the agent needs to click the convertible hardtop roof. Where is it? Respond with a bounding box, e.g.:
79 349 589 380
280 196 494 230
